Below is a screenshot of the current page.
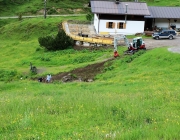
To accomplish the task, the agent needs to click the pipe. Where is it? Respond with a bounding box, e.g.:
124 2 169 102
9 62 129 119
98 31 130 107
125 4 128 23
98 14 100 34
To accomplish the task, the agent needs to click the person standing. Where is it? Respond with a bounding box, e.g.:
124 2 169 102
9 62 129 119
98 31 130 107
46 74 52 83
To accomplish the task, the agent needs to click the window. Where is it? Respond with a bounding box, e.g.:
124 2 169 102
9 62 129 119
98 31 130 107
117 22 126 29
106 22 115 29
162 31 168 34
170 31 175 34
108 22 113 28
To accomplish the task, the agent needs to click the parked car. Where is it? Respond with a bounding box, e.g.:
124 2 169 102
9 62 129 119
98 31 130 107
152 30 177 40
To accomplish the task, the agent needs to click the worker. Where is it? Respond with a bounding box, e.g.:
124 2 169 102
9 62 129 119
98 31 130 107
114 51 119 58
46 74 52 83
38 77 44 82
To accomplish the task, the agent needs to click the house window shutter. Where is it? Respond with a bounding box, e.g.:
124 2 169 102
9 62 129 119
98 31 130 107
106 22 109 28
123 23 126 29
112 22 115 28
117 23 119 29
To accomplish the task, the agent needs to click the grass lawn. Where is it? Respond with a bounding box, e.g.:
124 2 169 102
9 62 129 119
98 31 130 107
0 16 180 139
0 0 180 16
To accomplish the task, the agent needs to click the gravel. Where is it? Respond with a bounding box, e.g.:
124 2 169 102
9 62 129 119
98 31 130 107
144 36 180 53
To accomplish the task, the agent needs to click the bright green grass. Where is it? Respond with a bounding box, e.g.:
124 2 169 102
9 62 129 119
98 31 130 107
0 16 86 40
0 39 112 80
0 17 113 81
0 16 180 139
0 48 180 139
0 0 89 16
0 0 180 16
148 0 180 6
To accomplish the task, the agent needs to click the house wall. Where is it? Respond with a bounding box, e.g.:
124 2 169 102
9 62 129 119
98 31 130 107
94 14 99 33
98 19 145 35
155 18 180 29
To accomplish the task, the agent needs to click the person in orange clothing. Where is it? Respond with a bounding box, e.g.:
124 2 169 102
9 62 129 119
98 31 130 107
114 51 119 58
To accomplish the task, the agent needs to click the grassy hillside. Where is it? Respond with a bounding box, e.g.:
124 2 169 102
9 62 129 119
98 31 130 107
0 16 86 40
0 0 89 16
1 48 180 139
0 16 180 139
0 16 115 81
0 0 180 16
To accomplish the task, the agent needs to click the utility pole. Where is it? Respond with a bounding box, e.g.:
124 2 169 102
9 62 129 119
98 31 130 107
44 0 47 19
125 4 128 23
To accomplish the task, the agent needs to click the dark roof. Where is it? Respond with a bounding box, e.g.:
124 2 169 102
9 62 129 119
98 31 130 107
145 6 180 19
90 0 150 16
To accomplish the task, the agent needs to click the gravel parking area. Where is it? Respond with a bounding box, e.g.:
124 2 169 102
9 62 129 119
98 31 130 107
144 36 180 53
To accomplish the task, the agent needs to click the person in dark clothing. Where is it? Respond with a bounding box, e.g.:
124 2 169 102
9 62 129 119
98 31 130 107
38 77 44 82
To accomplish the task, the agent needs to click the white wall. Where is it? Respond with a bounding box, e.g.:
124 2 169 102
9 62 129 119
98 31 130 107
98 19 145 35
93 14 99 34
155 18 180 29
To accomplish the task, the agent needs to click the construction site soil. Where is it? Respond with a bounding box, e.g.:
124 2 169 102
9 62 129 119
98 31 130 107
52 58 114 83
38 57 114 83
37 37 180 83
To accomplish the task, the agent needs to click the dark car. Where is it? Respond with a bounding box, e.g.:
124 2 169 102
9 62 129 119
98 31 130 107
152 30 177 40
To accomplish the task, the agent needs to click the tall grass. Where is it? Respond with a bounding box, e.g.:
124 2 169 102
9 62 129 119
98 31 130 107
0 16 86 40
0 47 180 139
0 16 180 139
0 0 89 16
1 16 106 80
0 0 180 16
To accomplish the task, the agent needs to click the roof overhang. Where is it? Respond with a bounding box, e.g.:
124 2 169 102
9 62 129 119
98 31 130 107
90 0 150 16
145 6 180 19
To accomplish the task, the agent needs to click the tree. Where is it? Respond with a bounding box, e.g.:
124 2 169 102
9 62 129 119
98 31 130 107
86 13 93 21
38 30 73 51
38 35 55 50
85 7 93 21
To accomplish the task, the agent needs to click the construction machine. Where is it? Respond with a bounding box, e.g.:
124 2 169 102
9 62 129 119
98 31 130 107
124 37 146 54
113 35 146 57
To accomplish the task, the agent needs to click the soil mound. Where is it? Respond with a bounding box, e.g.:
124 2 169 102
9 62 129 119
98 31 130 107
37 58 114 83
52 59 113 82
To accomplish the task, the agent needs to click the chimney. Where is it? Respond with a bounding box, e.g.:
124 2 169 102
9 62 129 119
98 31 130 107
115 0 120 4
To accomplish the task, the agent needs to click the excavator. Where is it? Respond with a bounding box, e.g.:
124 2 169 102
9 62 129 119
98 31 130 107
113 35 146 57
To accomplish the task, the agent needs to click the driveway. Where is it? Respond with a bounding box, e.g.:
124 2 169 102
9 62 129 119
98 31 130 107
144 36 180 53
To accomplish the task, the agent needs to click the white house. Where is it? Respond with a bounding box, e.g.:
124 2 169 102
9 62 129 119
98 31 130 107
90 0 180 35
90 0 150 35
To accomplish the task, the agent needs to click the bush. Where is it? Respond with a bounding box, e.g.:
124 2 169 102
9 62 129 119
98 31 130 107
47 8 58 15
38 29 73 51
0 70 18 81
85 8 93 21
38 35 55 50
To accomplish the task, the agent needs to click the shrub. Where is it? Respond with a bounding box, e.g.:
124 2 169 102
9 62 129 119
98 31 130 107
47 8 58 15
38 29 73 51
54 29 73 50
85 8 93 21
18 13 22 21
0 70 18 81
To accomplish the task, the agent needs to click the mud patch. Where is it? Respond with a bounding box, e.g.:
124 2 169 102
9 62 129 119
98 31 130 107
52 59 113 82
36 58 114 83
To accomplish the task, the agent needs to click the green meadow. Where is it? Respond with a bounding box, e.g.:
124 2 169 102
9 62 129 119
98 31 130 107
1 0 180 16
0 15 180 140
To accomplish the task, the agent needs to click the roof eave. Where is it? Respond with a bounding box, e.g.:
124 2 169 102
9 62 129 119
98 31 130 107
92 12 150 16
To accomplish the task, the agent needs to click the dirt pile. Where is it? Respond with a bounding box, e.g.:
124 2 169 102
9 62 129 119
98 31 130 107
51 59 113 82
